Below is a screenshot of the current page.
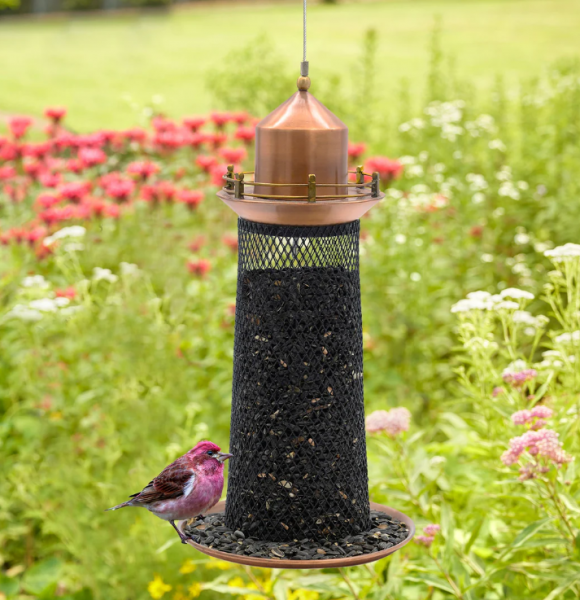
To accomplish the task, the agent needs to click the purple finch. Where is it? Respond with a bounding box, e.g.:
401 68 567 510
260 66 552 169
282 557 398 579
107 441 232 543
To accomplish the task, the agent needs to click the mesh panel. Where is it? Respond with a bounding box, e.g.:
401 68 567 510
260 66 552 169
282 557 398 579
225 218 371 541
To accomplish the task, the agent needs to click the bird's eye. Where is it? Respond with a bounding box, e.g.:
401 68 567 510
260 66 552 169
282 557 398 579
207 450 214 456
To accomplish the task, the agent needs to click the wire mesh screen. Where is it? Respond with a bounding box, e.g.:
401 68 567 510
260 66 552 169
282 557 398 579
225 218 371 541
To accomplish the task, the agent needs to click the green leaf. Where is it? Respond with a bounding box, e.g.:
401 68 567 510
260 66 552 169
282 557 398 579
464 517 484 554
406 575 455 594
0 573 19 597
542 573 580 600
500 518 552 558
21 558 62 595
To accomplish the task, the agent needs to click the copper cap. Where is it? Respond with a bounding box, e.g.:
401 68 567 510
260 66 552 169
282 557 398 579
254 88 348 198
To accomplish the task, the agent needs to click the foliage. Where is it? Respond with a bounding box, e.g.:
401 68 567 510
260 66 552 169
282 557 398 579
1 35 580 600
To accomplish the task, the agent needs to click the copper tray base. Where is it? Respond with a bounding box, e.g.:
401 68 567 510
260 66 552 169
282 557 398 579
180 501 414 569
217 188 384 226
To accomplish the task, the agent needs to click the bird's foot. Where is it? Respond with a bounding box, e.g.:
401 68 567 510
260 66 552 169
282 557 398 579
185 533 201 544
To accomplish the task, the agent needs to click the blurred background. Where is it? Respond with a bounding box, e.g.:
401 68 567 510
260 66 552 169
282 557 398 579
1 0 580 599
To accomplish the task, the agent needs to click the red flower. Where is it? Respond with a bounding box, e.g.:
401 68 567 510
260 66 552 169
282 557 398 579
196 155 218 173
188 235 206 252
348 142 366 161
59 181 91 203
123 128 148 144
210 163 230 187
219 146 247 164
104 178 135 203
126 161 160 181
364 156 404 184
190 132 207 150
153 129 190 151
222 233 238 252
25 226 47 246
21 141 51 159
44 106 67 123
207 133 227 149
470 225 484 238
9 116 33 139
0 140 19 161
234 126 255 145
232 112 250 125
187 258 211 277
141 180 176 204
78 147 107 168
183 116 206 132
152 116 177 133
210 111 232 129
66 158 85 174
56 286 76 299
176 189 204 210
36 192 61 209
39 172 62 188
23 159 43 179
0 165 16 181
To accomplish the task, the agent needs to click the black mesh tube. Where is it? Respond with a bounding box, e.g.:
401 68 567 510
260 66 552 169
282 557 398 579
225 218 371 541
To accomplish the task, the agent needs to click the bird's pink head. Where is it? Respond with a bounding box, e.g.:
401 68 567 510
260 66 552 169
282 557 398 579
188 441 233 474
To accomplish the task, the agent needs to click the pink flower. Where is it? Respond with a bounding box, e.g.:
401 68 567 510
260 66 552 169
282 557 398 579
222 233 238 252
78 147 107 168
501 429 572 467
415 535 435 547
9 116 33 139
56 286 76 299
348 142 366 161
123 128 148 144
234 126 255 145
423 524 440 536
531 405 553 419
36 192 61 209
493 386 504 397
104 178 135 203
503 368 537 387
183 116 206 132
512 410 532 426
210 111 232 129
44 107 67 123
219 146 247 164
21 142 51 159
126 161 160 181
196 155 218 173
210 164 229 187
207 133 228 149
141 180 176 204
177 189 204 210
231 112 250 125
188 235 206 252
39 172 62 188
0 165 17 181
187 259 211 277
59 181 92 203
364 156 403 184
365 407 411 436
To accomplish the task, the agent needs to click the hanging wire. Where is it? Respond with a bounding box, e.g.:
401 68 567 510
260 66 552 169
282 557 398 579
301 0 309 76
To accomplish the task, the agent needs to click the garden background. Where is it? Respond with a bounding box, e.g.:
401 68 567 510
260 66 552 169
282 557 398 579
1 0 580 598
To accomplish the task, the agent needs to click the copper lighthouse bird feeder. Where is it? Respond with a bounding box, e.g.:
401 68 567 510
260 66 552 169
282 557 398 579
181 7 414 568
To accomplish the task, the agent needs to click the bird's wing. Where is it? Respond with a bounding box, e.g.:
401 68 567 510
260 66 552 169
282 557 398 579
132 460 195 504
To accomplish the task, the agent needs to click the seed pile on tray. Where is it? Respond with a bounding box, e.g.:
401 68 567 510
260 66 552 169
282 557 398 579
184 510 409 560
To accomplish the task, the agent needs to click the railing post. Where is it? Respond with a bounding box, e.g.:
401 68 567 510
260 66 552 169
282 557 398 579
371 171 380 198
234 173 245 199
308 174 316 202
355 165 364 185
225 164 235 190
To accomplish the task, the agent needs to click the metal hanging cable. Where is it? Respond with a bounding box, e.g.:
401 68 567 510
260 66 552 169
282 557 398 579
301 0 309 76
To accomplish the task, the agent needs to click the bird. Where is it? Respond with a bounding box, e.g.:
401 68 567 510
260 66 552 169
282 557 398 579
107 441 233 544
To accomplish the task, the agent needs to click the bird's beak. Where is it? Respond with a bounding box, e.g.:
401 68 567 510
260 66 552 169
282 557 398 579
217 452 233 463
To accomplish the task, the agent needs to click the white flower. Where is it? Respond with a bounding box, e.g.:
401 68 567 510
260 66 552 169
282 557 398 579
467 291 491 301
44 226 86 247
120 262 140 276
60 305 83 317
29 298 60 312
451 298 490 313
472 193 486 204
494 300 520 311
500 288 534 301
481 253 494 263
514 233 530 245
406 165 424 178
489 139 506 151
21 275 49 289
93 267 118 283
410 272 421 282
54 297 70 307
466 173 488 191
63 242 85 252
395 234 407 244
555 331 580 344
503 359 528 375
545 243 580 262
513 311 547 328
6 304 44 321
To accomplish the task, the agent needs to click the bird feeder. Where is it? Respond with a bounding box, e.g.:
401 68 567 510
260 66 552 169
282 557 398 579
181 53 414 570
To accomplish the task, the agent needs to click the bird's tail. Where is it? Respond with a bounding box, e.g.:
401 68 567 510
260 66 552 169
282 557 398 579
106 500 133 511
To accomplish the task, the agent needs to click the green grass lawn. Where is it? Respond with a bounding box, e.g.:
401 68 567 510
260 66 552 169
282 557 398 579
1 0 579 130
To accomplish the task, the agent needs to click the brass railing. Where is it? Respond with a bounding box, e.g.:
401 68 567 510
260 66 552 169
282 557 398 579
222 165 380 202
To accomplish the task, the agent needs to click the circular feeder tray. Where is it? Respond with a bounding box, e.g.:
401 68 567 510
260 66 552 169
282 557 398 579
180 501 415 569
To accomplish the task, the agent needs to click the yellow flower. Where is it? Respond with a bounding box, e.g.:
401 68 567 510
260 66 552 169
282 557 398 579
179 560 197 574
206 557 234 570
148 574 172 600
288 590 320 600
173 592 188 600
228 577 245 588
188 582 203 598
